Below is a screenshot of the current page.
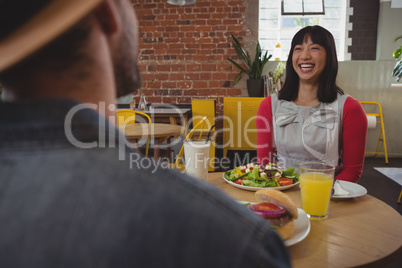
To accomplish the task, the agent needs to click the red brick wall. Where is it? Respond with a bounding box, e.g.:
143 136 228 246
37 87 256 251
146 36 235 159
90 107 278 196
131 0 254 115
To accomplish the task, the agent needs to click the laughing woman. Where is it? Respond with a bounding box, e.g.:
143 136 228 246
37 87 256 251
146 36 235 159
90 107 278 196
256 26 367 183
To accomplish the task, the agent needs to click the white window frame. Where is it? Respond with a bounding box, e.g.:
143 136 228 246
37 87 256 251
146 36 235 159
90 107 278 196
282 0 325 15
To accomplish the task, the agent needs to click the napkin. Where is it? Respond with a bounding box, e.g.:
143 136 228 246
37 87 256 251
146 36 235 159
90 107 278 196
333 180 350 196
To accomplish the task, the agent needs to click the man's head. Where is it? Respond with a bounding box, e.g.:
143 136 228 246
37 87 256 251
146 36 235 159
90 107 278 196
0 0 140 101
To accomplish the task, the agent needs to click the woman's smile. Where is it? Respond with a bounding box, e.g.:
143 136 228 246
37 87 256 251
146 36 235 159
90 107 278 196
292 36 327 84
298 63 315 73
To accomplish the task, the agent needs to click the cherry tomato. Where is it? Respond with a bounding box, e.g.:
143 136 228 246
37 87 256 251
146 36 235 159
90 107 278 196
249 167 254 170
278 178 293 186
234 178 245 185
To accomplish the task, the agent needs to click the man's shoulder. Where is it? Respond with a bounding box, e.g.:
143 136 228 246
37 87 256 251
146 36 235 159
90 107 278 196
1 135 290 267
79 148 270 232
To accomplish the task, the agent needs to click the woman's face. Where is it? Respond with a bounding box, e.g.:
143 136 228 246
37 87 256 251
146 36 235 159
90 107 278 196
292 36 327 85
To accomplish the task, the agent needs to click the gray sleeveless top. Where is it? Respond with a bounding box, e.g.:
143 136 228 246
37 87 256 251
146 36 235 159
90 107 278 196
271 93 349 171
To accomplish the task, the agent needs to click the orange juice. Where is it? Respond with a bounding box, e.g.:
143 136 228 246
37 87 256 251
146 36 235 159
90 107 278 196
300 172 333 220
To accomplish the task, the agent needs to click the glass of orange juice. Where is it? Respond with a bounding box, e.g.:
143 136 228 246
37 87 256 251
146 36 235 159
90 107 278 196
299 162 335 220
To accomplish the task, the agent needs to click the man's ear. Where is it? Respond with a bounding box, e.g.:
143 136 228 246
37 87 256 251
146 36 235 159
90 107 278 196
93 0 121 34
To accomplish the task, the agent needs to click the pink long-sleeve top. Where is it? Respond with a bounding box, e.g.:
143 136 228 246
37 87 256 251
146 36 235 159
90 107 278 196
256 96 368 183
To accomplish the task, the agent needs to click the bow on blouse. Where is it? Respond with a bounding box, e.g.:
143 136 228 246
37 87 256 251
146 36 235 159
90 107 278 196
276 101 338 129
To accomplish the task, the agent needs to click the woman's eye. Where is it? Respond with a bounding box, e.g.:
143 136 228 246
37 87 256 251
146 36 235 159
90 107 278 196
294 47 301 51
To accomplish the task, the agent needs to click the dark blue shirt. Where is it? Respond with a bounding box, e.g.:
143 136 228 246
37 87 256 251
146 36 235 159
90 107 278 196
0 99 290 268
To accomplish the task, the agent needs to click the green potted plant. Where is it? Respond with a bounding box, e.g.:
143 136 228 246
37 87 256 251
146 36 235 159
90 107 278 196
227 33 272 97
392 35 402 82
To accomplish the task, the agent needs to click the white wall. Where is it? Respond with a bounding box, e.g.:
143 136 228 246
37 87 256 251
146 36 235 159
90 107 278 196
342 1 402 157
338 61 402 157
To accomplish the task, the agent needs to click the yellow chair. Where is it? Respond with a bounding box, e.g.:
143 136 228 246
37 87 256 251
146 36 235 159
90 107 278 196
360 101 388 164
172 116 207 171
116 110 151 157
191 99 216 171
222 97 264 157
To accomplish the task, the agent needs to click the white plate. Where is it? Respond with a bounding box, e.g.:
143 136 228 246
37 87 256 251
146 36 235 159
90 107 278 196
331 181 367 199
286 208 310 246
222 173 299 191
238 201 310 247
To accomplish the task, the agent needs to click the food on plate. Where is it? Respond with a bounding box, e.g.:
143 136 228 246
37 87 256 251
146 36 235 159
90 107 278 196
223 163 299 188
250 189 299 240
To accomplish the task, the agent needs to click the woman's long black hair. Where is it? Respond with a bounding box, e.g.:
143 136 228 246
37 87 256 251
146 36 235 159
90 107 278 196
278 25 344 103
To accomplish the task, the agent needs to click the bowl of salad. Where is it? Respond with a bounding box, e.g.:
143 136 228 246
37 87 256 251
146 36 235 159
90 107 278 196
223 163 299 191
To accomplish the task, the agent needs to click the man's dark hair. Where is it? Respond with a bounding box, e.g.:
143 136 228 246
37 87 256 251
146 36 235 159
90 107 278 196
279 25 344 103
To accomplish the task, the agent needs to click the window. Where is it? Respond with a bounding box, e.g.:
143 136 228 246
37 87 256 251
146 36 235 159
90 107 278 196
282 0 325 15
259 0 350 61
